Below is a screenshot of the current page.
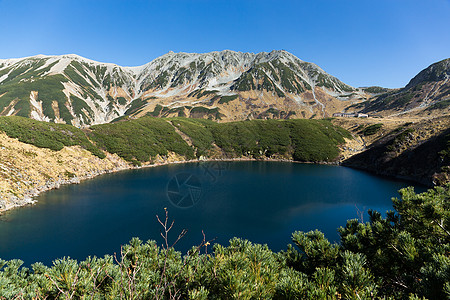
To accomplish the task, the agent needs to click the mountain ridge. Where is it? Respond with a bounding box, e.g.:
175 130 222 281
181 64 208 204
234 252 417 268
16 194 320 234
0 50 368 126
1 50 311 70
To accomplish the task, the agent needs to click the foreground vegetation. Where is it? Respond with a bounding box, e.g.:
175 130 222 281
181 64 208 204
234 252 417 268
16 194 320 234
0 185 449 299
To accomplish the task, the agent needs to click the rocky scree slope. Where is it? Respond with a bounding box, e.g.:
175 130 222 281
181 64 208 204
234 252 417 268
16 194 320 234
0 51 367 125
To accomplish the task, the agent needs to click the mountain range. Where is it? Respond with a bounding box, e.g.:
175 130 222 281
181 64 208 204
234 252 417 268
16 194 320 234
0 50 369 126
0 50 448 126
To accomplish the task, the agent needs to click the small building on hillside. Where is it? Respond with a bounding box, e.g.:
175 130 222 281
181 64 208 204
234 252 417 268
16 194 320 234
332 112 369 118
332 112 357 118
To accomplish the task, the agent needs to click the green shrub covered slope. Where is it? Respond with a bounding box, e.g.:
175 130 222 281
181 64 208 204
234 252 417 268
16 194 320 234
0 116 351 165
90 117 351 164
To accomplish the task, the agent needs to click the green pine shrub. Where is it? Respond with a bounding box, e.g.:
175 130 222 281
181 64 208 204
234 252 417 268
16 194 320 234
0 185 449 298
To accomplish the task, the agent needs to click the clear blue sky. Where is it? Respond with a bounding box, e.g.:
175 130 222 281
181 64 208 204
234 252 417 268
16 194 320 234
0 0 449 88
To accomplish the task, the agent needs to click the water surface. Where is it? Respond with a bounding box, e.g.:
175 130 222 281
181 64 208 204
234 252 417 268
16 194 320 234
0 161 425 266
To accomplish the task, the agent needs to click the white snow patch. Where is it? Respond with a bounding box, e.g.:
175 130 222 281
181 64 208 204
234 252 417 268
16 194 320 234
152 86 189 98
0 73 10 83
6 107 15 116
62 82 84 99
292 95 305 105
49 57 72 74
30 110 50 122
36 57 57 72
206 69 243 90
29 91 50 121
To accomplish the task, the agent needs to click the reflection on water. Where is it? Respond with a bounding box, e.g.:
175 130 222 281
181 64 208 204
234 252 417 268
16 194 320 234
0 161 425 266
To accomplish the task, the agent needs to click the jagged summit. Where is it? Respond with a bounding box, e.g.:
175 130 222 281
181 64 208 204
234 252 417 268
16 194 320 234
0 50 367 126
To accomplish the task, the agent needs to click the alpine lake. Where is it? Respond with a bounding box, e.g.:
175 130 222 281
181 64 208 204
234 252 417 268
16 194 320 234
0 161 426 266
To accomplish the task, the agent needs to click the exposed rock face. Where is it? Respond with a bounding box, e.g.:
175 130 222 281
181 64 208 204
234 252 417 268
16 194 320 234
0 51 368 125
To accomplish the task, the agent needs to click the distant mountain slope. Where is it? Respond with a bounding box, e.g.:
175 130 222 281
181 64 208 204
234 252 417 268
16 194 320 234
0 54 139 126
137 50 356 99
355 58 450 117
129 50 366 121
0 51 368 126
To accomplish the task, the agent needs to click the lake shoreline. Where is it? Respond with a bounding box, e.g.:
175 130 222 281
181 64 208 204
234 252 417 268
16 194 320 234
0 154 428 214
1 156 324 214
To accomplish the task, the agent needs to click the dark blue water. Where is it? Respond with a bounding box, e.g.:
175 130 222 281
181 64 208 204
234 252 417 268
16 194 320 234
0 161 425 266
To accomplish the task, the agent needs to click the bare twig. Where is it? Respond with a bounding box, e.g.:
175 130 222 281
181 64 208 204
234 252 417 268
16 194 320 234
154 208 215 300
354 204 365 223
